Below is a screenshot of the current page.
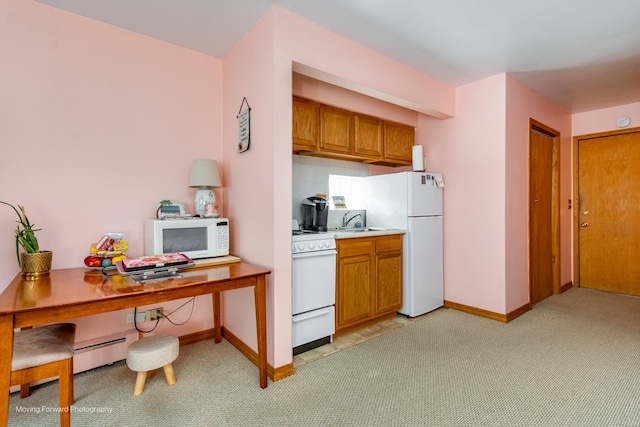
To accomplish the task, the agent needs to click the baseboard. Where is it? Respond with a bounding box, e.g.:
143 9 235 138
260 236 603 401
222 326 294 382
505 303 531 322
178 328 216 346
561 281 574 293
177 327 294 382
444 300 530 323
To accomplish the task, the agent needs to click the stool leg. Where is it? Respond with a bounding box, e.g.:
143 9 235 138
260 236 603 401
20 383 30 398
163 363 176 385
133 371 147 396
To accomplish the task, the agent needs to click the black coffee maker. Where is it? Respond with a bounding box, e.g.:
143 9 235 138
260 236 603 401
302 196 329 231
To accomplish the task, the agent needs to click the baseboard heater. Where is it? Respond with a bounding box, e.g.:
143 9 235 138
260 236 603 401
75 335 126 352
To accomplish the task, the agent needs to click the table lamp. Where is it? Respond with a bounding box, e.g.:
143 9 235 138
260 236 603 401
189 159 222 217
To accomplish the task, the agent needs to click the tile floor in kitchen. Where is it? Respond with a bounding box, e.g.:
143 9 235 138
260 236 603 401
293 314 423 368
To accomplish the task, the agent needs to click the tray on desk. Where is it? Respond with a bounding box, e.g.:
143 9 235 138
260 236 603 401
116 253 195 276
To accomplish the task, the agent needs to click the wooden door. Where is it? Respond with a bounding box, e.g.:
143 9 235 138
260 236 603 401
528 119 560 305
529 129 554 303
575 127 640 295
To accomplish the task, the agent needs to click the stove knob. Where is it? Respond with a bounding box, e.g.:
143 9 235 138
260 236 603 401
308 242 316 250
297 243 305 251
292 243 296 252
324 241 331 248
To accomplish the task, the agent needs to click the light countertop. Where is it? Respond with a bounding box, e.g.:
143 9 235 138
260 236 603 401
332 228 406 239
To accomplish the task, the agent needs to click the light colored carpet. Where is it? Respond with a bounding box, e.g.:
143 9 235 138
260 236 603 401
8 287 640 426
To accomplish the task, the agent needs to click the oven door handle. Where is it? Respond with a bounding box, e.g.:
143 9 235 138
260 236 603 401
292 250 336 259
292 307 333 322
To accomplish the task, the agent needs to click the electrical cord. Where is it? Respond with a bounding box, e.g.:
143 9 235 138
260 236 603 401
158 297 196 326
133 297 196 333
133 307 161 333
96 271 197 332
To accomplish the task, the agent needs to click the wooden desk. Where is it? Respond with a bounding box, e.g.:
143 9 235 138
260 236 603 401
0 262 271 426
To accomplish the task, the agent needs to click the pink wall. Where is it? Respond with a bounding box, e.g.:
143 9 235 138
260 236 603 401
292 74 419 127
424 75 508 313
573 102 640 136
0 1 222 347
220 9 279 361
426 74 572 315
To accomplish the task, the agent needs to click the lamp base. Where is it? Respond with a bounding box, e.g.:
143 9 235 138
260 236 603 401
194 188 215 217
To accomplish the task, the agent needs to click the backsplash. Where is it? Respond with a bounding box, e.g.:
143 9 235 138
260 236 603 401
292 155 368 226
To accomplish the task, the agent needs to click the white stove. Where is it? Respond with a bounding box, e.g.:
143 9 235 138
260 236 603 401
291 232 336 254
291 230 336 354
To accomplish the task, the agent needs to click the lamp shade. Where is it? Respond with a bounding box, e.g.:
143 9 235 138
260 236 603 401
189 159 221 188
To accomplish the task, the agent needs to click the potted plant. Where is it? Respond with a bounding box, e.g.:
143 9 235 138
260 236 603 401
0 201 52 279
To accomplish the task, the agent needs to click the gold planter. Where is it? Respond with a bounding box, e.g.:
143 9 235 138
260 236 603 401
20 251 53 280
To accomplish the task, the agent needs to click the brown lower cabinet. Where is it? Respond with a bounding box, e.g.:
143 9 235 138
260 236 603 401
335 234 403 333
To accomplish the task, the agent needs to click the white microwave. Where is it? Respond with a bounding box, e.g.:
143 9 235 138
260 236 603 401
144 218 229 260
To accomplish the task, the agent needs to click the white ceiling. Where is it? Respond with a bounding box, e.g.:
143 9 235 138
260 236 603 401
35 0 640 114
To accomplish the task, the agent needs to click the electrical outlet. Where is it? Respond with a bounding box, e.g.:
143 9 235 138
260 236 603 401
146 307 163 321
126 313 146 323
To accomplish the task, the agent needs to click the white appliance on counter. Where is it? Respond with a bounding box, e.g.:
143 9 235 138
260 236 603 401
365 172 444 317
291 231 336 354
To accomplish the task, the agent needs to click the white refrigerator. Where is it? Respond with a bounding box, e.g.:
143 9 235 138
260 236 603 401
365 172 443 317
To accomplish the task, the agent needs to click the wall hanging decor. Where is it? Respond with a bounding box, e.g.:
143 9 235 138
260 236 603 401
237 97 251 153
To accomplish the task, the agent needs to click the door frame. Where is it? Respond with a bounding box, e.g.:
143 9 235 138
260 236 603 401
572 126 640 288
528 118 561 304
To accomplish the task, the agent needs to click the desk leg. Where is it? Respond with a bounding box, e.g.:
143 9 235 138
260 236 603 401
254 275 268 388
213 292 221 343
0 315 14 426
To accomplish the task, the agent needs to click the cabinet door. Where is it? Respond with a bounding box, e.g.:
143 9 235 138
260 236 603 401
375 236 403 315
320 105 352 154
292 97 319 152
337 254 373 329
383 122 414 163
354 114 382 158
375 251 403 315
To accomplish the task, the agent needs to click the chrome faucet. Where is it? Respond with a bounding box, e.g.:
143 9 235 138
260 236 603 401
342 211 362 228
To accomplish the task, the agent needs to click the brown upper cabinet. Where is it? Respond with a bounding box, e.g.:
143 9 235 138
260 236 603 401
293 96 413 166
319 104 353 155
354 114 383 158
381 122 414 166
292 97 319 152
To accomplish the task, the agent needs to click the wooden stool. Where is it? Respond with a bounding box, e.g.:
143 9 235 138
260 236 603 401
126 335 179 396
11 323 76 427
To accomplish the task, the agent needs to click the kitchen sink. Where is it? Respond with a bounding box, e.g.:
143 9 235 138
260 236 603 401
335 227 394 232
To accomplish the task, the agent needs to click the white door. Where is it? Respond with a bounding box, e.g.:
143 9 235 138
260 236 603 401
400 216 444 317
291 250 336 314
407 173 443 217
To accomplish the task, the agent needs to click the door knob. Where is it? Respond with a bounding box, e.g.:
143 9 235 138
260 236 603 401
581 222 589 227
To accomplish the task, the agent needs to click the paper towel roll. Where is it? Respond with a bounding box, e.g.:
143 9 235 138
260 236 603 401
412 145 424 171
